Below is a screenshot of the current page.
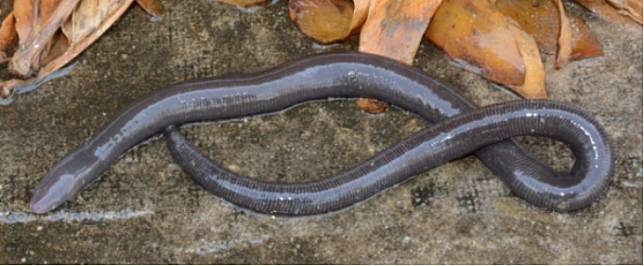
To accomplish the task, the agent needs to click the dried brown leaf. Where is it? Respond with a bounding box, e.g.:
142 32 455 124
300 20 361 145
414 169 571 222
508 20 546 99
350 0 371 33
0 79 26 98
40 0 135 77
62 0 120 43
217 0 267 8
1 0 151 99
10 0 80 77
136 0 165 19
426 0 546 97
289 0 354 43
13 0 34 43
426 0 526 86
554 0 572 69
39 0 63 24
40 30 69 67
495 0 560 53
570 17 603 60
359 0 442 65
607 0 643 24
0 12 17 62
573 0 641 26
36 0 65 67
356 98 388 113
495 0 602 62
13 0 62 48
288 0 373 43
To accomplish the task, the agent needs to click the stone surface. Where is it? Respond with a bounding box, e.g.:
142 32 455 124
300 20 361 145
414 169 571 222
0 1 641 264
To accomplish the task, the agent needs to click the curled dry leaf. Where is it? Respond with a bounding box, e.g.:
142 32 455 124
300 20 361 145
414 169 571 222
38 0 65 65
12 0 62 62
217 0 268 8
289 0 354 43
573 0 642 25
358 0 441 112
41 0 136 76
356 98 389 114
62 0 122 43
10 0 80 77
507 19 546 99
606 0 643 24
0 0 159 99
495 0 560 53
426 0 526 87
288 0 372 44
136 0 165 19
39 30 69 67
495 0 602 61
0 12 17 63
39 0 64 24
0 79 26 98
570 17 603 59
359 0 442 65
349 0 371 33
13 0 34 44
554 0 572 69
426 0 546 98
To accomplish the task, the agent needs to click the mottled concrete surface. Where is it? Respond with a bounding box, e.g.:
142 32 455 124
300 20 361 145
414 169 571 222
0 0 641 264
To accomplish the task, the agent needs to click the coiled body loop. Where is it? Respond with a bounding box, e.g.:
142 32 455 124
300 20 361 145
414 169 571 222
30 52 613 214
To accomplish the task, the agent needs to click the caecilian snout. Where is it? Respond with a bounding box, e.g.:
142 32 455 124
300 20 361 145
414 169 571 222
30 148 98 213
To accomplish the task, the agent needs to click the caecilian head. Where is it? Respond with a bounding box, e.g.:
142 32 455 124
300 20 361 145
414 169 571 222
30 147 98 214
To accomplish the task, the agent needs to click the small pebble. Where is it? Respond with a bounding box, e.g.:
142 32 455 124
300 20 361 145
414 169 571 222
227 164 241 172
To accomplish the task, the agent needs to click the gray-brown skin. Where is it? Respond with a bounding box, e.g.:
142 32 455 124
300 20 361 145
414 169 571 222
29 52 613 215
165 99 613 215
0 0 641 264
